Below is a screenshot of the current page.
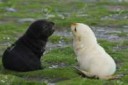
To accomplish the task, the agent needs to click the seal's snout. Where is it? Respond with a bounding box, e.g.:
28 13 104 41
50 22 55 26
71 23 78 31
71 23 77 27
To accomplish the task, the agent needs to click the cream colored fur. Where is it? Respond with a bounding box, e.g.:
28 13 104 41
71 23 116 79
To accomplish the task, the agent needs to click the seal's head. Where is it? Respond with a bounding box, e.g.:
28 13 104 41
26 19 55 40
71 23 96 42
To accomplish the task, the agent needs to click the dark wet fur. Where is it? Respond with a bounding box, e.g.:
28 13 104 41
2 20 55 72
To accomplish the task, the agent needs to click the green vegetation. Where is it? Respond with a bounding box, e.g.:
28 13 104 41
0 0 128 27
0 40 128 84
0 0 128 85
49 35 72 44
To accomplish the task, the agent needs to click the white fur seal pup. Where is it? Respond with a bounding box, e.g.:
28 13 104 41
71 23 116 80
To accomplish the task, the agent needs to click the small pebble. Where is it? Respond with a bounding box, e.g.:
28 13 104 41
18 18 35 23
5 7 16 12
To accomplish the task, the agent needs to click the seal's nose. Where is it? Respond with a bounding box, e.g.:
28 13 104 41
50 22 55 26
71 23 77 30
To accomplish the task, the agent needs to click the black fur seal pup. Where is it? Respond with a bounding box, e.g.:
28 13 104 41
2 19 55 72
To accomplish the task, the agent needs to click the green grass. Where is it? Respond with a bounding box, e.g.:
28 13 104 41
42 47 76 65
0 74 45 85
0 40 128 84
117 32 128 37
49 35 72 44
0 0 128 27
0 0 128 84
0 47 78 84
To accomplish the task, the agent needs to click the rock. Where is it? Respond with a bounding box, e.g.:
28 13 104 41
45 14 55 19
57 14 65 19
5 7 16 12
108 35 119 40
18 18 35 23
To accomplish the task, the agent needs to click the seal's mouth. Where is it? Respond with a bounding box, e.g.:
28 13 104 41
50 22 55 31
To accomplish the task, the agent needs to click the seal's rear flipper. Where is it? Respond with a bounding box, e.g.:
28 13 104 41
99 74 124 80
74 66 96 78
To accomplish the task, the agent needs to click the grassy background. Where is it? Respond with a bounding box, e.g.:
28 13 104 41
0 0 128 85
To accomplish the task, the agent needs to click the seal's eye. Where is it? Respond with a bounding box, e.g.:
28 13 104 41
74 27 77 32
